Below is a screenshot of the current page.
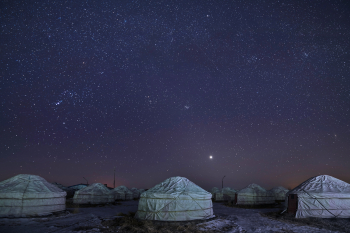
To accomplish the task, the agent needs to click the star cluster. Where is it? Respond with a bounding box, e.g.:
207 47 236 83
1 0 350 190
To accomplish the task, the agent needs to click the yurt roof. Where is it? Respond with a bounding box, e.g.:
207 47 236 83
238 183 267 194
270 186 288 193
75 183 111 195
0 174 66 199
114 185 129 191
210 187 220 193
287 175 350 197
141 176 211 199
222 187 236 194
52 182 66 190
68 184 88 190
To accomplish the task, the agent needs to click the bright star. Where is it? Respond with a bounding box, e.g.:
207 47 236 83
209 155 213 159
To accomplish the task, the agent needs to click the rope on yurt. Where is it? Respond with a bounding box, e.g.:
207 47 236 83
145 177 189 220
301 189 342 218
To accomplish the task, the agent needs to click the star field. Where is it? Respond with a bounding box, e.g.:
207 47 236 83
1 0 350 190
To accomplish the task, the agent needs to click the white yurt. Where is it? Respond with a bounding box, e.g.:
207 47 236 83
130 187 140 199
210 187 220 195
73 183 114 204
236 183 275 205
214 187 237 201
114 186 133 200
135 176 214 221
222 187 237 201
139 189 146 194
52 182 66 190
68 184 88 191
110 188 126 201
270 186 289 201
285 175 350 218
0 174 66 217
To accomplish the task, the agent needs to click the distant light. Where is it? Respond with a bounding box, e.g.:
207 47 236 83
209 155 213 159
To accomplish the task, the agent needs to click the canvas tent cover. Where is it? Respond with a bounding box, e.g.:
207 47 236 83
270 186 289 201
210 187 220 194
73 183 114 204
285 175 350 218
214 187 236 201
111 188 126 200
68 184 88 191
114 186 133 200
135 176 214 221
130 187 141 199
237 183 275 205
0 174 66 217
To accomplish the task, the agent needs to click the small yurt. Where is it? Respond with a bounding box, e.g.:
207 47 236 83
270 186 289 202
236 183 275 205
68 184 88 191
0 174 66 217
222 187 237 201
52 182 75 198
135 176 214 221
210 187 220 195
285 175 350 218
111 188 126 201
130 187 140 199
214 187 237 201
52 182 66 190
139 189 146 194
114 186 133 200
73 183 114 204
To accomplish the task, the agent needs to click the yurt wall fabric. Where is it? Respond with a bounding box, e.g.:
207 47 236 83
270 186 289 201
111 189 126 201
221 187 237 201
135 176 214 221
114 186 133 200
210 187 220 195
73 183 114 204
68 184 88 191
139 189 146 194
236 183 275 205
131 187 140 199
0 174 66 217
285 175 350 218
214 192 224 201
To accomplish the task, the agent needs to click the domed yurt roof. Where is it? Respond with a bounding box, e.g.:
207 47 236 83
130 187 140 199
270 186 288 201
73 183 114 204
285 175 350 218
135 176 214 221
0 174 66 217
114 185 133 200
236 183 274 205
210 187 220 194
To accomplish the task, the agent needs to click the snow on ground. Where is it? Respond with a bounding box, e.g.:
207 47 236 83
0 201 342 233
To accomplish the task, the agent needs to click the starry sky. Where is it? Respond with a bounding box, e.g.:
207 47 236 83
1 0 350 191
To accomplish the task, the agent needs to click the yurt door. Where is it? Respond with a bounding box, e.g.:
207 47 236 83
287 194 298 213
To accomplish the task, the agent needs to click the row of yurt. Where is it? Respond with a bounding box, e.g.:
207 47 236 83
0 174 66 217
73 185 147 204
135 176 214 221
113 185 133 200
210 184 288 204
73 183 114 204
285 175 350 218
270 186 289 201
211 187 237 201
236 183 275 205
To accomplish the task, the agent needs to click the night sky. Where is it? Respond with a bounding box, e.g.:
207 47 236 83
1 0 350 191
